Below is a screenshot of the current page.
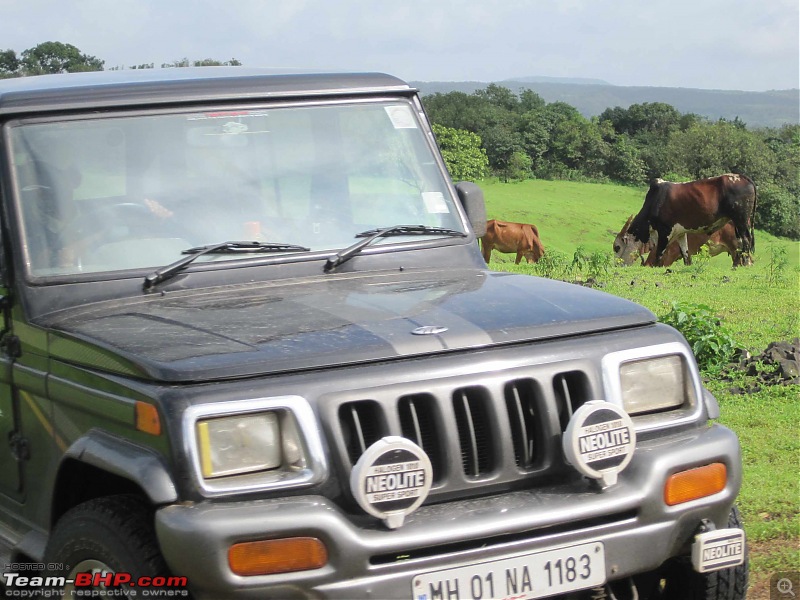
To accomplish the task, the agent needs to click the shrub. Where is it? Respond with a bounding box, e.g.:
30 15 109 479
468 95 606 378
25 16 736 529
660 302 740 372
571 246 613 280
756 183 800 240
532 250 571 279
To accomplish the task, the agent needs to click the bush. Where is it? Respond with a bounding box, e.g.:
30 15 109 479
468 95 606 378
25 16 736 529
756 183 800 240
660 302 740 372
531 250 571 279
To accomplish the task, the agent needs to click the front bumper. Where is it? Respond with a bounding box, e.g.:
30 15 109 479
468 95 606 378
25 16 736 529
156 423 741 599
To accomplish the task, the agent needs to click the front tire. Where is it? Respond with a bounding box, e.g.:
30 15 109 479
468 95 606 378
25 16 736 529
43 495 171 595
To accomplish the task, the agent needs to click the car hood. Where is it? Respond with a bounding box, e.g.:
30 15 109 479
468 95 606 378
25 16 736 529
42 269 655 382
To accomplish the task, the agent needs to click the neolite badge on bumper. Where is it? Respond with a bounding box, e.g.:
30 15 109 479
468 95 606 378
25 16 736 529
350 437 433 529
563 401 636 488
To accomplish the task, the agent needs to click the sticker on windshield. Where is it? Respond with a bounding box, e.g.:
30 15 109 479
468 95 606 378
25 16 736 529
385 105 417 129
422 192 449 214
187 110 269 121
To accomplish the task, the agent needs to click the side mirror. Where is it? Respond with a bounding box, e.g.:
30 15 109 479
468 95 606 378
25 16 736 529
455 182 487 237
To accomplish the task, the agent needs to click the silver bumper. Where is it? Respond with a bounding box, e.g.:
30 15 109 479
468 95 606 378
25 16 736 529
156 423 741 599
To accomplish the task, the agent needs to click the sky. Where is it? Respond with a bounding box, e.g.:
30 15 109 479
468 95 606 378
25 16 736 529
2 0 798 92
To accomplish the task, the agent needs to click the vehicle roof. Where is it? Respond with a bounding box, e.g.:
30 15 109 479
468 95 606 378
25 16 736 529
0 68 414 116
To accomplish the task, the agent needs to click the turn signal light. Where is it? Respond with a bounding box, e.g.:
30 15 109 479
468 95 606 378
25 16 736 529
228 537 328 576
664 463 727 506
135 402 161 435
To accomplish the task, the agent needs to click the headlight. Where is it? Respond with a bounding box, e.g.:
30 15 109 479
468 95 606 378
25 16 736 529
186 397 326 496
197 413 281 478
619 354 688 415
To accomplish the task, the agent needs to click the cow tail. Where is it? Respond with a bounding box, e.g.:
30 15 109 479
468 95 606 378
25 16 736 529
751 179 757 253
741 173 757 253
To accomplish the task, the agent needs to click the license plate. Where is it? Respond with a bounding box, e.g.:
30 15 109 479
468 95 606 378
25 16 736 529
412 541 605 600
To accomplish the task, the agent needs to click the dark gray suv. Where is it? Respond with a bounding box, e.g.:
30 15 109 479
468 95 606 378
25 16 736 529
0 69 747 599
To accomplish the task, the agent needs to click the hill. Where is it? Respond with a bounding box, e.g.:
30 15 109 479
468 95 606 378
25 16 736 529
412 79 799 129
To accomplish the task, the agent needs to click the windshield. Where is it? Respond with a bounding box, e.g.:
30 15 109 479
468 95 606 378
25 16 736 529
8 100 465 278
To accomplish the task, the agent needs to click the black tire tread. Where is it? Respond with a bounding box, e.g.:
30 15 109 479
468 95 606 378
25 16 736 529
44 494 168 579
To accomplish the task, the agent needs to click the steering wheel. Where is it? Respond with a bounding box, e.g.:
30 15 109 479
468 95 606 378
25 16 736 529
91 201 167 244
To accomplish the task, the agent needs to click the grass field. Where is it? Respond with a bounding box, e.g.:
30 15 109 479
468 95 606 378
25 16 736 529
478 178 800 598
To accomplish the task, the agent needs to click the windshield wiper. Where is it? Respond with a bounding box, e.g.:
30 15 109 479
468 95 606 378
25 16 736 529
324 225 466 273
143 241 310 290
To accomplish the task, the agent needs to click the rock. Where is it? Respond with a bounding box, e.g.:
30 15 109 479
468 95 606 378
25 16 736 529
778 358 799 380
727 339 800 387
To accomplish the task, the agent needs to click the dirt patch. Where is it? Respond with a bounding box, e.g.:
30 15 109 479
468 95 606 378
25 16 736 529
747 538 797 599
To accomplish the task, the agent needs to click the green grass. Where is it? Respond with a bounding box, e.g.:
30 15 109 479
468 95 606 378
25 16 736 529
479 178 800 588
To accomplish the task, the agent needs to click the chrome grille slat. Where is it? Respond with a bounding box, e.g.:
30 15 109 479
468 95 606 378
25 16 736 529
459 391 480 478
408 398 423 446
510 384 532 466
351 405 367 455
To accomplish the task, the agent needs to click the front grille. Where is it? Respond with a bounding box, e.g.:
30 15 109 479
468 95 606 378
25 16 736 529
329 367 595 501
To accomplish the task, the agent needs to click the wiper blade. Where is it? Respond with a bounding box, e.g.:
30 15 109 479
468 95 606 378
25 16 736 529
143 241 310 290
324 224 466 273
354 225 467 239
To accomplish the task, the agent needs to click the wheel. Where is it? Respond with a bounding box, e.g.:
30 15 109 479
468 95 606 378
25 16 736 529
658 506 749 600
42 495 172 595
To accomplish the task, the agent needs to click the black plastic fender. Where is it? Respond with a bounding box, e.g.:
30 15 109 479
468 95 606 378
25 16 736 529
63 429 178 505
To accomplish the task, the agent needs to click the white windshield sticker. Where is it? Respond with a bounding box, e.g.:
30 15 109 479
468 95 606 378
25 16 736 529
422 192 449 214
385 105 417 129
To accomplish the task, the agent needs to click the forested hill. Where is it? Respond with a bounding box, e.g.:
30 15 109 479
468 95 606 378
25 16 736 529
412 79 799 128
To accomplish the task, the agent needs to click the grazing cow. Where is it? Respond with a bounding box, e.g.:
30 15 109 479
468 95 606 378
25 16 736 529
481 219 544 264
628 174 756 267
614 217 749 267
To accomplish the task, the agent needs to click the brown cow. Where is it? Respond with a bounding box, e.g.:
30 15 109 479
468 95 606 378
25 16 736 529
628 174 756 267
614 216 749 267
481 219 544 264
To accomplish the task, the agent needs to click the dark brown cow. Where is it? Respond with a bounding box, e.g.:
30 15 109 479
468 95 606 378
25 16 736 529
628 174 756 267
481 219 544 264
614 217 749 267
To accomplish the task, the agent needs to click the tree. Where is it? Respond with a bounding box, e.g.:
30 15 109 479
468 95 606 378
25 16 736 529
501 150 532 182
474 84 519 113
606 136 647 184
481 123 526 176
757 183 800 239
20 42 103 75
0 49 20 78
666 121 777 183
162 58 242 68
600 102 682 137
519 89 546 113
431 124 489 181
517 110 551 175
